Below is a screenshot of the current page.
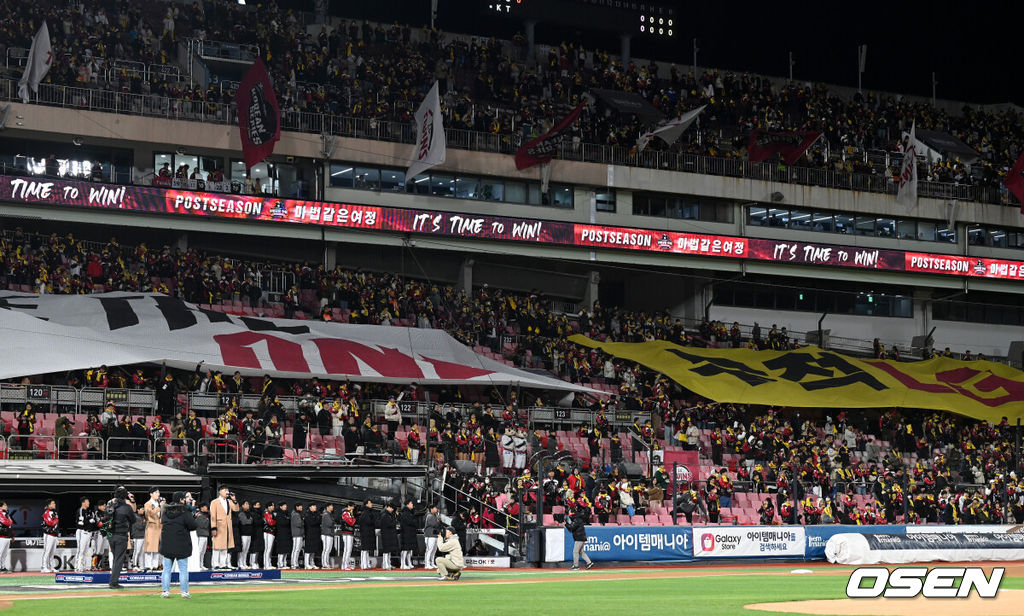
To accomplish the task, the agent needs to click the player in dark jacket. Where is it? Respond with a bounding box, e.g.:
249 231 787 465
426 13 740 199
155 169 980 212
357 501 377 569
303 503 322 569
398 500 418 569
565 507 593 571
275 503 291 569
376 503 399 570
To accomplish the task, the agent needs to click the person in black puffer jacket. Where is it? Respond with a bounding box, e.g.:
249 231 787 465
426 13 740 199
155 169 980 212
565 507 593 571
160 492 198 598
376 502 399 571
398 500 418 570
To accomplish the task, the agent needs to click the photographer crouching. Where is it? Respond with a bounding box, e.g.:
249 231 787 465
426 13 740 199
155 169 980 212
160 491 198 598
105 486 138 589
434 526 464 581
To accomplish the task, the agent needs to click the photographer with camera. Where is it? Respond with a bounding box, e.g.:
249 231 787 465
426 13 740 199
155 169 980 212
210 486 240 570
434 526 464 581
160 491 198 598
106 487 139 589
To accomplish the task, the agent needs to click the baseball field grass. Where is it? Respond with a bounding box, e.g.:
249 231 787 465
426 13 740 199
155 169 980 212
0 564 1022 616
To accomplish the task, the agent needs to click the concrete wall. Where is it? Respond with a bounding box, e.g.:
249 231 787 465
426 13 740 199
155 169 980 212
708 304 1020 357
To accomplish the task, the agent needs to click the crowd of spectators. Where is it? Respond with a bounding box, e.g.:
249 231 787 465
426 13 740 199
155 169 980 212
0 223 1019 526
3 2 1023 195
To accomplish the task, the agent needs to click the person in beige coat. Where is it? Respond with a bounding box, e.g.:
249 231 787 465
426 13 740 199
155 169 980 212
210 486 240 570
144 487 163 571
435 527 464 581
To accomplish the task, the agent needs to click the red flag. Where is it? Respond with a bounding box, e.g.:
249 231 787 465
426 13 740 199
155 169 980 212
1004 151 1024 214
514 103 585 171
235 59 281 169
748 130 821 165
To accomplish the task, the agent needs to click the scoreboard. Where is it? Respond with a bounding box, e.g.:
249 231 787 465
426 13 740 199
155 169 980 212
483 0 674 35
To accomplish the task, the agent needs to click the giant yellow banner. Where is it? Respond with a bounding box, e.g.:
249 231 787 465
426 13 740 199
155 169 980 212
569 336 1024 422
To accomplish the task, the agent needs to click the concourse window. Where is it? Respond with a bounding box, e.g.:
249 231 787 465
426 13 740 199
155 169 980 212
380 169 405 192
456 176 480 199
811 212 834 232
789 210 812 230
480 180 505 202
876 218 897 238
896 219 916 240
595 191 616 212
430 175 455 197
548 185 574 208
504 181 527 203
329 165 354 188
834 213 854 233
854 216 875 236
766 208 789 227
353 167 380 191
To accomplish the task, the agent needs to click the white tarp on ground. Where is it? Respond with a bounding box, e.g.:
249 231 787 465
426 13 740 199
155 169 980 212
825 532 1024 565
0 291 596 391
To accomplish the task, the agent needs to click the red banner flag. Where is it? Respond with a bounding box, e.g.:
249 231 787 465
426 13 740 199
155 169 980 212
747 129 821 165
514 102 586 170
235 59 281 170
1004 151 1024 214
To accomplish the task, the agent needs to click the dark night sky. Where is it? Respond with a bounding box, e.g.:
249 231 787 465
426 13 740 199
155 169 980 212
336 0 1022 106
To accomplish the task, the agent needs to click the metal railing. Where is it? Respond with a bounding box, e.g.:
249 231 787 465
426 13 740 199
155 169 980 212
105 436 153 461
5 434 55 459
0 384 156 414
55 435 101 460
3 77 1017 209
200 436 243 464
192 39 259 62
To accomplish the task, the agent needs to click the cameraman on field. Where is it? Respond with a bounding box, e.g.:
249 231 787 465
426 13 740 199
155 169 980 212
434 526 464 581
106 486 138 589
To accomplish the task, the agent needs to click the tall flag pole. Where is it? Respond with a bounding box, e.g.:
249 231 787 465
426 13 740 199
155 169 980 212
235 59 281 170
636 105 706 153
17 22 52 104
407 81 447 179
896 120 918 207
1003 150 1024 214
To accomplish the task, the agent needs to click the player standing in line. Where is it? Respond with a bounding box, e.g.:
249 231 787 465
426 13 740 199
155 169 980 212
40 500 60 573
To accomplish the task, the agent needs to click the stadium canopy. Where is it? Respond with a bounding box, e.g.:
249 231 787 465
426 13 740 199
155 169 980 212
0 460 200 491
570 335 1024 422
591 88 663 122
0 292 598 393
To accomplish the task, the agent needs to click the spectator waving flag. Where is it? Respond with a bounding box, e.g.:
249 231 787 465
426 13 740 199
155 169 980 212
896 121 918 207
1003 150 1024 214
17 22 52 104
636 105 705 152
747 129 821 165
407 81 447 179
235 59 281 169
514 99 589 171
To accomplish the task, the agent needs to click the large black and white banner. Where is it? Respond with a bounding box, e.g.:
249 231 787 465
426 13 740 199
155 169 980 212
826 532 1024 565
0 292 595 390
